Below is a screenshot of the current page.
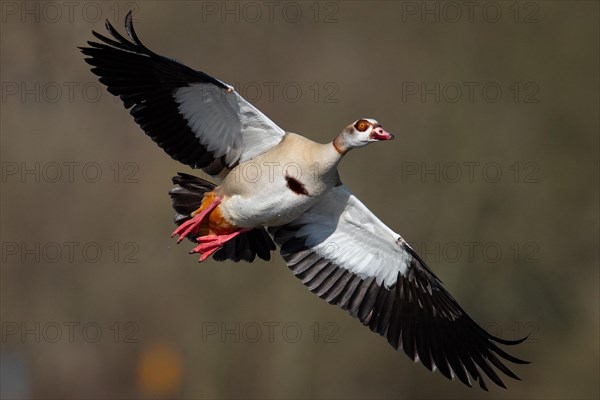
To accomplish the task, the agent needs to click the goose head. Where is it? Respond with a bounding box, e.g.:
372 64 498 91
333 118 394 154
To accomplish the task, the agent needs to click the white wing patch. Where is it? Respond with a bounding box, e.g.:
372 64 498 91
174 83 285 167
290 186 411 287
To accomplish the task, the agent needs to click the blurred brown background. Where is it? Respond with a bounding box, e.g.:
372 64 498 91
1 1 598 399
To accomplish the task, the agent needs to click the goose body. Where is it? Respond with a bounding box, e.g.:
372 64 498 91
220 132 342 228
81 12 529 391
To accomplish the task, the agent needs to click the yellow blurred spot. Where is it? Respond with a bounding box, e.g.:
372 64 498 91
136 344 182 397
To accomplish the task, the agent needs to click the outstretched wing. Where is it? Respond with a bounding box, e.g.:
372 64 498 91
269 186 529 390
80 12 285 176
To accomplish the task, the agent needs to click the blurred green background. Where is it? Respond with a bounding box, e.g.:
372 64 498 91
1 1 598 398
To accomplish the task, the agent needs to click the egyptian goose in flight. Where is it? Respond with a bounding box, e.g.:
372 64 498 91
81 12 528 390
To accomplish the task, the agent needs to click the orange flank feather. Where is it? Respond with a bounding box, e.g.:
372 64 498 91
192 192 238 236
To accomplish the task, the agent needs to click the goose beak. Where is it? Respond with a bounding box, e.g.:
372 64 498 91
371 125 395 141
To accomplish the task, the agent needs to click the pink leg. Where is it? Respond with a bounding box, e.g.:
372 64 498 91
191 228 251 262
171 197 222 243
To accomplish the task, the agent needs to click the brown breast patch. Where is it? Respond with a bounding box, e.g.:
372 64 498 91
285 175 309 196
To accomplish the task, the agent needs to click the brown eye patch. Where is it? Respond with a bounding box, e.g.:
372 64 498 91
354 119 370 132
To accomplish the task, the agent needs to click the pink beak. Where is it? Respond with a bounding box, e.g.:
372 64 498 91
371 125 395 141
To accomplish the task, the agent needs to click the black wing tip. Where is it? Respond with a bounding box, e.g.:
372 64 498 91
125 10 134 24
408 247 531 384
490 332 530 346
124 10 135 37
79 10 146 55
103 16 122 43
477 377 490 391
487 332 531 365
105 10 133 34
383 270 529 391
104 16 113 32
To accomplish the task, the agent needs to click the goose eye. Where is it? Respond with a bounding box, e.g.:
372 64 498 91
354 119 369 132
